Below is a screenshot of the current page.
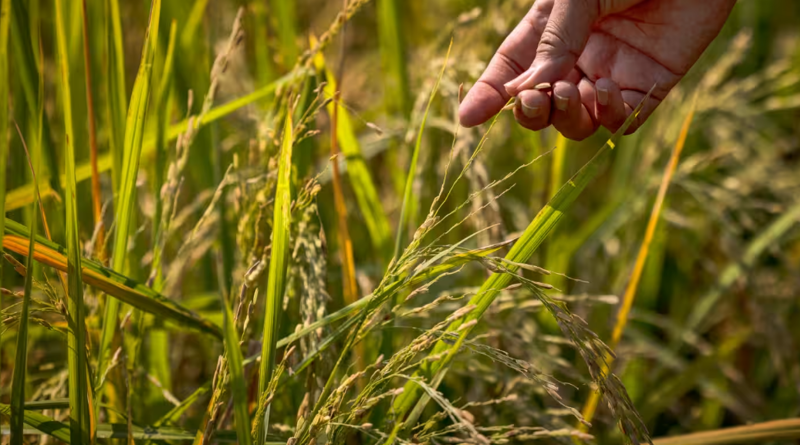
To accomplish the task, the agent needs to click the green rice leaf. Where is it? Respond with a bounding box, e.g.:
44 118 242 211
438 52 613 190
394 38 452 260
106 0 127 191
2 218 222 338
313 48 393 262
97 0 162 401
9 128 37 445
256 113 294 445
54 0 93 442
222 296 252 445
0 0 9 389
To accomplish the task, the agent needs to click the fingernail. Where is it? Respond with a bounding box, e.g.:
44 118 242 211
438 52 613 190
597 87 608 106
555 94 569 111
521 102 541 118
505 70 533 95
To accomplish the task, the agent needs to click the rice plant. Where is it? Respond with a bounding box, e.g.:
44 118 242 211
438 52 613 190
2 1 800 445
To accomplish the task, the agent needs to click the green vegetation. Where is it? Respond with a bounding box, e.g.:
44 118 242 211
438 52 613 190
2 1 800 445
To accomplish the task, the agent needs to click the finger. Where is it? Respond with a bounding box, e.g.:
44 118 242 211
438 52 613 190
594 78 629 133
513 89 552 132
505 0 599 96
621 90 662 135
459 7 545 127
551 80 597 141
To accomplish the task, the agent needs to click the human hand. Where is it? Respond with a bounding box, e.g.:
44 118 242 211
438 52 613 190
458 0 736 140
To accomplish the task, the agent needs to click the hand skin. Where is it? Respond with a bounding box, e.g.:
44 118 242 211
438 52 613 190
458 0 737 140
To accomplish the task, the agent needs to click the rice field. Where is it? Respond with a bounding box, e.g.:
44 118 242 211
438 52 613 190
2 1 800 444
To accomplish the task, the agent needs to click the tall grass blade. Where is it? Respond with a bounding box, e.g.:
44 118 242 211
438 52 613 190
54 0 93 442
256 113 294 445
389 87 656 444
106 0 127 190
151 20 178 289
222 297 252 445
394 38 453 260
97 0 162 401
0 404 72 443
329 88 359 304
274 0 298 68
652 418 800 445
0 0 9 391
9 0 62 198
2 221 222 337
579 96 697 433
376 0 409 116
81 0 104 262
313 45 393 262
146 19 178 406
9 137 37 445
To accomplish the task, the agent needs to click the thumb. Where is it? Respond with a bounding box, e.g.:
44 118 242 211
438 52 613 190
505 0 599 96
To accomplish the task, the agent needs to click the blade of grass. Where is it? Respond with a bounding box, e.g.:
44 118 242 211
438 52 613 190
54 0 93 442
151 20 178 289
4 69 304 212
255 113 293 445
652 418 800 445
221 295 252 445
274 0 298 69
97 0 161 405
9 134 37 445
2 221 222 337
394 38 453 261
578 96 697 436
387 86 656 445
106 0 127 191
376 0 409 116
329 92 359 305
312 41 393 263
0 404 72 443
9 0 62 199
376 0 410 200
81 0 104 263
0 0 9 388
147 19 178 404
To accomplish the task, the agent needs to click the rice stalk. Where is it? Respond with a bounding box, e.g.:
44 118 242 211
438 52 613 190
9 131 37 445
388 87 656 445
256 113 294 444
578 96 697 435
105 0 127 191
313 45 393 263
274 0 299 68
376 0 410 117
146 19 178 400
96 0 161 404
80 0 104 263
54 0 93 441
652 417 800 445
222 294 252 445
8 0 62 198
0 0 9 391
394 38 453 260
329 91 359 306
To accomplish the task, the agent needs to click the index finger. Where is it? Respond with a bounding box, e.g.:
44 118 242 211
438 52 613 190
458 4 549 127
